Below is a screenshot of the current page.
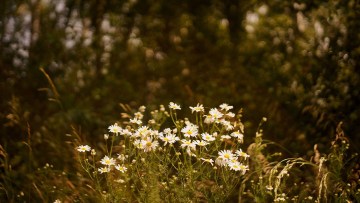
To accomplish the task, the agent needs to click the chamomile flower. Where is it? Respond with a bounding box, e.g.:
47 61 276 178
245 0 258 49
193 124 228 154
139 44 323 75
140 137 159 152
235 149 250 159
193 140 209 147
190 103 204 113
238 164 249 175
77 145 91 152
134 126 150 138
226 112 235 117
98 167 110 174
115 164 128 173
117 154 126 162
228 161 242 171
201 133 216 142
220 120 234 130
186 148 197 157
149 129 159 137
134 112 144 119
138 105 146 112
159 133 179 146
121 128 132 137
108 123 122 135
209 108 223 121
181 123 198 138
130 117 142 125
133 139 143 149
230 130 243 138
169 102 181 110
218 150 235 161
215 157 227 166
219 103 233 111
100 155 116 166
200 158 214 166
180 139 196 151
163 128 172 134
204 114 214 124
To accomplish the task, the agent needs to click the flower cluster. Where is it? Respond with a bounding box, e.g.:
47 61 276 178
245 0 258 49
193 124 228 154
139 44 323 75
216 149 249 174
76 102 250 184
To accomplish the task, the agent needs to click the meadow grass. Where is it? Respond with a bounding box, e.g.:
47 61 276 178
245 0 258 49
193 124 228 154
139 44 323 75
1 102 359 202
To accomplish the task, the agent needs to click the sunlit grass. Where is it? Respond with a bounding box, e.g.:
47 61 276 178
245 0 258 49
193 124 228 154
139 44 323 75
1 102 359 202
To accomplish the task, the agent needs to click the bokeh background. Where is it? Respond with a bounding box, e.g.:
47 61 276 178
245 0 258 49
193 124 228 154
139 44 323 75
1 0 359 200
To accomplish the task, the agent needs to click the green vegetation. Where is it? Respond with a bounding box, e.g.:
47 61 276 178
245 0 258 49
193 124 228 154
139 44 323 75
1 0 359 202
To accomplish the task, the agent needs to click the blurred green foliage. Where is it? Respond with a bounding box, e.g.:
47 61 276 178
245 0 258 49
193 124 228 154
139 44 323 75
0 0 359 201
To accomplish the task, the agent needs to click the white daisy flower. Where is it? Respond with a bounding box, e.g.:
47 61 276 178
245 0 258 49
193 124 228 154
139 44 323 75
117 154 126 162
130 117 142 125
100 155 116 166
219 103 233 111
169 102 181 110
77 145 91 152
201 133 216 142
115 164 128 173
108 123 122 135
181 123 198 138
226 112 235 117
140 137 159 152
186 148 197 157
209 108 223 122
121 128 132 137
215 157 227 166
134 126 150 138
138 105 146 112
159 133 179 146
230 130 243 138
180 139 196 151
204 114 215 124
104 134 109 140
193 140 209 147
98 167 110 174
163 128 172 134
133 139 143 149
200 158 214 166
218 150 235 161
235 149 250 159
149 129 159 137
238 164 249 174
228 161 242 171
220 120 234 130
134 112 143 119
189 103 204 113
